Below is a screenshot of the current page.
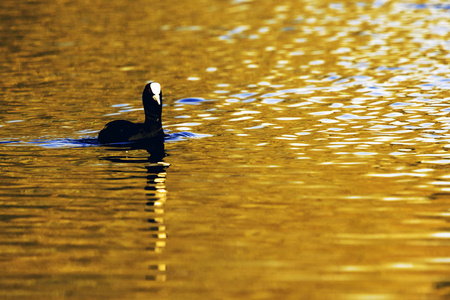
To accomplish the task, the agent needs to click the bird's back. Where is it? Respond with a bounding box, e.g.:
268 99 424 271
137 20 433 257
98 120 141 144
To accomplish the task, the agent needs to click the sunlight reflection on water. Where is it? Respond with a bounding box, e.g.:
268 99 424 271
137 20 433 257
2 0 450 299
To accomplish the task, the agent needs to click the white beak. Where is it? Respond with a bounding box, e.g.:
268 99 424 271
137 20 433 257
153 94 161 105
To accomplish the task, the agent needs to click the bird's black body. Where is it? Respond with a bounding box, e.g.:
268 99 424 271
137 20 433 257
98 120 163 143
98 82 163 145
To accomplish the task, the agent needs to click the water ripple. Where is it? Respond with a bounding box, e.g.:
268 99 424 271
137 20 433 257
175 98 208 105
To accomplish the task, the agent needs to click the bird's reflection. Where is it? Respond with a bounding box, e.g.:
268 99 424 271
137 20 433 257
100 136 169 282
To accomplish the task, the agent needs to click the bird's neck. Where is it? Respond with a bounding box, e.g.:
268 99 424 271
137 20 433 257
144 114 162 129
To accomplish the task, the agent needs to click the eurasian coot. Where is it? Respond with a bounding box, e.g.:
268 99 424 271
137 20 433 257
98 82 163 144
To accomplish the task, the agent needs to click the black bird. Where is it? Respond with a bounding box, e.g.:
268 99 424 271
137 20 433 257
98 82 163 144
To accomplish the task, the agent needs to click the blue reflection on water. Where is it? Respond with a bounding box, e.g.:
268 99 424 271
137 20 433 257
175 98 207 105
409 4 450 10
230 92 258 99
0 132 211 148
390 102 415 107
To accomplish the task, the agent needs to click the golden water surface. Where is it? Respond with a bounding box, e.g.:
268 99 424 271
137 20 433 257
1 0 450 299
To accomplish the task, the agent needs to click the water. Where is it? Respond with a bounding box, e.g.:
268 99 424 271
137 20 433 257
1 0 450 299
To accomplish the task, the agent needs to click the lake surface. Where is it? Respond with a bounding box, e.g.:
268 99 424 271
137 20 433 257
1 0 450 299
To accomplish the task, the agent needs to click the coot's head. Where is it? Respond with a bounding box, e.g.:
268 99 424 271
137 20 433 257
142 82 163 123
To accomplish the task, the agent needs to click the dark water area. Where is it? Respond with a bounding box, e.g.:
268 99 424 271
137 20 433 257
1 0 450 299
